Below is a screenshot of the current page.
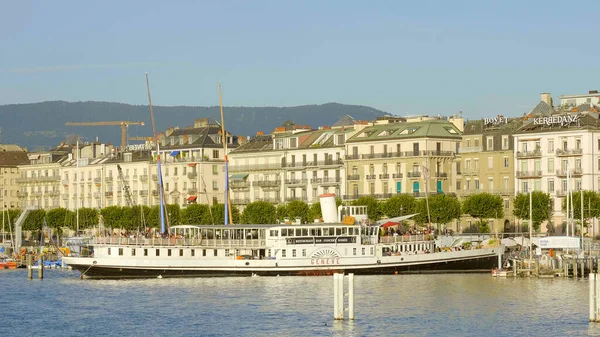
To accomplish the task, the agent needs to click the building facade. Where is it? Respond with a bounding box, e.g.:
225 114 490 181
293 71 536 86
0 145 29 210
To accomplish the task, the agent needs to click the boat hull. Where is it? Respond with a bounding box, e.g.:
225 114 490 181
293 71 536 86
65 253 498 279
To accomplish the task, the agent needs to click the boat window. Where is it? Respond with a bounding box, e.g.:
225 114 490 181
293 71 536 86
341 228 347 235
168 249 172 257
118 248 123 256
281 229 288 237
108 248 111 255
302 228 309 236
295 228 302 236
202 249 206 257
353 248 357 256
156 249 160 256
292 249 296 257
361 247 365 255
225 249 230 257
131 249 136 256
323 227 330 236
267 249 271 257
315 228 322 236
191 249 195 257
144 249 148 256
329 227 334 235
282 249 286 257
270 230 279 237
336 228 342 235
213 249 217 257
302 249 306 257
179 249 183 257
370 247 374 255
308 228 316 236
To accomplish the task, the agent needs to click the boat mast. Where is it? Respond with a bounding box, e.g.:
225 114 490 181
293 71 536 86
146 73 170 234
76 139 80 234
219 83 233 225
566 163 569 236
529 187 532 262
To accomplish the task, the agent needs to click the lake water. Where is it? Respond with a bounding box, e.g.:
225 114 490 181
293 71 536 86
1 270 600 336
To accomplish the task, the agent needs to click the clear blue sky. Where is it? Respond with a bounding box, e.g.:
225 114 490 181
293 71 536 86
1 0 598 120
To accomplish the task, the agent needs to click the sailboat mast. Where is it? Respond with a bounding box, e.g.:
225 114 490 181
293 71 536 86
146 73 169 234
566 163 570 236
529 188 532 262
219 83 233 225
76 139 80 234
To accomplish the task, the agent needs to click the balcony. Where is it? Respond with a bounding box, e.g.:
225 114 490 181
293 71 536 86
152 190 159 196
17 191 28 198
105 191 114 197
426 150 455 158
255 197 279 203
516 150 541 158
379 174 390 179
321 177 341 185
347 175 360 181
61 180 69 186
139 190 148 196
253 180 281 187
366 174 376 180
187 188 198 194
345 154 360 160
285 179 307 186
516 170 542 178
392 173 403 179
187 172 198 179
556 190 566 197
47 190 60 196
556 169 583 177
285 196 308 202
106 176 114 182
232 198 251 205
435 172 448 179
461 169 480 176
93 177 102 184
556 148 583 157
458 146 483 154
229 163 282 172
152 174 158 181
139 175 148 182
407 171 421 178
93 192 102 198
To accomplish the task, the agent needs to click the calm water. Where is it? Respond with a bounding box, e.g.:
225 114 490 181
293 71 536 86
1 270 600 337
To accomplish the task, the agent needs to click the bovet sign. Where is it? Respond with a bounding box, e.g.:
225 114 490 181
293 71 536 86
533 115 580 127
483 117 509 126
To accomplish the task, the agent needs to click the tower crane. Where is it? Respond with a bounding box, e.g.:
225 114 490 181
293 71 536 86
65 121 145 151
117 165 135 207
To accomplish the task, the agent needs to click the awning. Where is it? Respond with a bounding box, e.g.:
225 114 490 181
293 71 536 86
381 221 399 228
170 151 180 157
187 163 197 167
229 173 249 181
375 213 418 226
187 196 197 202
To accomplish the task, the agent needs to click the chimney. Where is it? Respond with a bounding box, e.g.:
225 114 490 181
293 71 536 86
256 131 264 136
540 93 553 106
589 90 599 94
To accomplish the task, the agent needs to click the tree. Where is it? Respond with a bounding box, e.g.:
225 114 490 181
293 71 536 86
276 204 288 221
46 208 71 229
181 204 211 224
241 201 276 224
561 190 600 232
308 202 322 222
462 193 504 232
287 200 310 224
380 194 417 218
211 203 241 225
513 191 552 232
23 209 46 231
166 204 180 227
100 206 123 229
77 208 99 230
352 196 382 222
426 194 462 231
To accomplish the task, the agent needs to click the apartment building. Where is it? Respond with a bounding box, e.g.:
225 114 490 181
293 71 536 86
17 147 69 210
0 145 29 209
229 117 356 208
457 116 522 232
559 90 600 107
514 100 600 233
344 115 463 201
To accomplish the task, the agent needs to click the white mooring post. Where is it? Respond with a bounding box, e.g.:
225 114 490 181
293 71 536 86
591 273 600 322
348 273 355 320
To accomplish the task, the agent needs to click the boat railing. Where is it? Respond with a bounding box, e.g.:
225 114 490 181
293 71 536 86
92 237 267 248
379 234 431 244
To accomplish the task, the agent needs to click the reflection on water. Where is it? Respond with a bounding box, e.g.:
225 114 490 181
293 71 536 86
2 270 600 336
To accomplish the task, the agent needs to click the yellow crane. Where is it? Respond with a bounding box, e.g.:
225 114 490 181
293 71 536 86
65 121 145 151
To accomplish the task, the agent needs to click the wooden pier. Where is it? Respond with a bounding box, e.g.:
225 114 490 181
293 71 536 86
506 255 599 278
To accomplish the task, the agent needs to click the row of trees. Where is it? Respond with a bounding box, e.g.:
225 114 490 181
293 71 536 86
7 190 600 233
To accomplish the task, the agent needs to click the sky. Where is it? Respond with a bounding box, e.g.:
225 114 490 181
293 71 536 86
1 0 599 120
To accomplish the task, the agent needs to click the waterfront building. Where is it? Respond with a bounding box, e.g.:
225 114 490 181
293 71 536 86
513 95 600 234
559 89 600 108
229 117 356 209
0 144 29 210
151 118 241 207
17 142 71 209
457 116 523 233
343 115 463 205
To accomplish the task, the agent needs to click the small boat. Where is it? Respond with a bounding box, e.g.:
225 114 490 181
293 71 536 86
492 268 508 277
0 257 20 269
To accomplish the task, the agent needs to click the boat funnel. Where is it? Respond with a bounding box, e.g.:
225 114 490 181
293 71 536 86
319 193 337 223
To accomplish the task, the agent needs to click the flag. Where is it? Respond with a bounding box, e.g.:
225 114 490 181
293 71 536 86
0 246 5 253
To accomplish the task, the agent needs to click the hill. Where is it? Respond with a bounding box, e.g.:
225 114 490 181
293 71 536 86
0 101 389 150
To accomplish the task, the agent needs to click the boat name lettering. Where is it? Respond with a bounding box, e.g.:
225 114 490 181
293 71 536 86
285 236 356 245
533 115 579 127
311 258 340 265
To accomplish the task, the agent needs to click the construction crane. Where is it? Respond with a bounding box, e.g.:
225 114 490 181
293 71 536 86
128 136 153 141
65 121 145 151
117 165 135 207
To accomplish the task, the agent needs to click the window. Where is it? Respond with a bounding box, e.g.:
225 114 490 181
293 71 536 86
168 249 172 256
282 249 287 258
108 248 111 255
212 165 218 174
131 249 136 256
548 158 554 173
213 150 219 159
191 249 195 257
488 178 494 191
522 181 528 193
488 157 493 169
487 137 493 150
225 249 230 257
156 249 160 256
362 247 365 256
504 199 509 209
353 248 357 256
179 249 184 257
474 159 479 170
302 249 306 257
576 139 581 150
502 136 509 150
292 249 297 257
144 249 148 256
474 139 479 147
474 180 480 190
503 177 509 189
503 157 509 168
548 179 554 192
